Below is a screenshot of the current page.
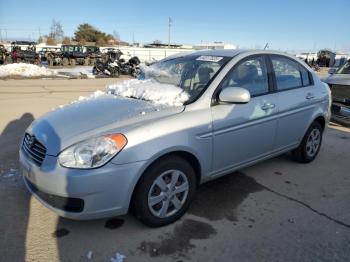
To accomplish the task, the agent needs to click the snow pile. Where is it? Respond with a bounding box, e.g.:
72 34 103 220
110 252 126 262
0 63 56 77
77 90 110 102
107 79 189 106
139 63 171 78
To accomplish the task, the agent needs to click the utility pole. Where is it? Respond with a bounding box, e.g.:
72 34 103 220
168 17 172 47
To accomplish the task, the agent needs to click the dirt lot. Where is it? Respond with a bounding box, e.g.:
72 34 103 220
0 78 349 262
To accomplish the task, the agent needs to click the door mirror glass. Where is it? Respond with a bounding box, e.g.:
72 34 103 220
219 87 251 104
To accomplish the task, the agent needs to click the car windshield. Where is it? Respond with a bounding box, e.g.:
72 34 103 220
141 55 231 103
336 60 350 74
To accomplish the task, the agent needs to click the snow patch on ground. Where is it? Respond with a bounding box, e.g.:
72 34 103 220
107 79 189 106
0 63 57 77
2 168 18 178
55 66 95 78
110 252 126 262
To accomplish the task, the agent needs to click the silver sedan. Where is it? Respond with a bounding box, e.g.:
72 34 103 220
20 49 331 227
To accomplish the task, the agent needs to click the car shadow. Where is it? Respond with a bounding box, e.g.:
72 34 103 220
0 113 34 262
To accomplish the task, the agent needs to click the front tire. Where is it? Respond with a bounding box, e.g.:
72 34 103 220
132 156 196 227
292 121 323 163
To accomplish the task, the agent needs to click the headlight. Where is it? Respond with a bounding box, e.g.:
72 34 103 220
58 134 127 169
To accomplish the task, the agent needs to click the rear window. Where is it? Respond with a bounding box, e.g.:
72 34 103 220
271 56 312 90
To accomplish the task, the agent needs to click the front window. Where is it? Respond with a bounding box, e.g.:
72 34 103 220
141 55 231 103
220 56 269 96
336 60 350 74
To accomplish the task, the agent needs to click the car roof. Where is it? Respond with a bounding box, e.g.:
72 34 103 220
189 49 245 57
164 49 297 60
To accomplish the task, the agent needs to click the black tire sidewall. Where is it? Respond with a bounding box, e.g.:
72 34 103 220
133 156 196 227
301 122 323 162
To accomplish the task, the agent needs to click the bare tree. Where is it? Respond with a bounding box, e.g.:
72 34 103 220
62 36 71 44
49 19 64 42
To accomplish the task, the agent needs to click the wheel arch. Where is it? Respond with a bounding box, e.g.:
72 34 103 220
128 149 202 211
313 115 326 131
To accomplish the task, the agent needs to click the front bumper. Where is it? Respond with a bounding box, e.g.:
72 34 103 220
19 149 146 220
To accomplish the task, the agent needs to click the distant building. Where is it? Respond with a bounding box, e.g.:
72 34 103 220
296 52 318 63
143 43 185 49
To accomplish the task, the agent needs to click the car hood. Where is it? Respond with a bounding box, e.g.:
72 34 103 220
28 96 184 156
324 74 350 85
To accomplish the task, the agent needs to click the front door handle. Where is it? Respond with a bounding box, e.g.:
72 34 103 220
306 93 315 100
261 103 275 111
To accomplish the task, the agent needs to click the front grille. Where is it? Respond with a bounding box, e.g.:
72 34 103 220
25 178 84 213
22 133 47 166
330 84 350 105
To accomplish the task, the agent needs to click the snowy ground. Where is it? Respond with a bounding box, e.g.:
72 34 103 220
0 63 95 79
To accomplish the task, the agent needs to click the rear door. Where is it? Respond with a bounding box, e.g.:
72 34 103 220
270 55 317 150
211 55 278 174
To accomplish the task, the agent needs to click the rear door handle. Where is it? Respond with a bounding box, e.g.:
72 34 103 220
261 103 275 110
306 93 315 100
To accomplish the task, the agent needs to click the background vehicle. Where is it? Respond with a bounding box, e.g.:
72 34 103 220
0 44 10 64
39 47 61 66
317 49 336 67
61 44 88 66
10 41 39 64
92 58 120 77
324 60 350 126
84 46 102 66
20 50 330 227
117 53 141 76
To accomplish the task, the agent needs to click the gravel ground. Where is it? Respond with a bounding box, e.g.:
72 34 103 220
0 78 349 262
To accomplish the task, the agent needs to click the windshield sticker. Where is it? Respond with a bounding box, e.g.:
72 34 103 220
196 56 223 62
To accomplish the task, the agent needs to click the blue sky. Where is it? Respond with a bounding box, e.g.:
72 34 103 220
0 0 349 52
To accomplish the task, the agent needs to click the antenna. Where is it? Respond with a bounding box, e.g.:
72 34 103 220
168 17 172 47
263 43 269 50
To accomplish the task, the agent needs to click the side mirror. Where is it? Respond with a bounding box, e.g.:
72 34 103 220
328 68 336 74
219 87 251 104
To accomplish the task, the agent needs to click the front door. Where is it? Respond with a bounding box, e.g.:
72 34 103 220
211 55 278 174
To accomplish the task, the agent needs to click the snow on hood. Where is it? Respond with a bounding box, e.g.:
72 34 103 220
0 63 57 77
107 79 189 106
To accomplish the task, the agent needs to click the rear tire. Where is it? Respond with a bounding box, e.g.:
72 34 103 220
48 58 54 67
62 58 68 66
292 121 323 163
110 67 120 78
132 156 196 227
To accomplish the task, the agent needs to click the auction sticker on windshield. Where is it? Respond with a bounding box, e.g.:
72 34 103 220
196 56 223 62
